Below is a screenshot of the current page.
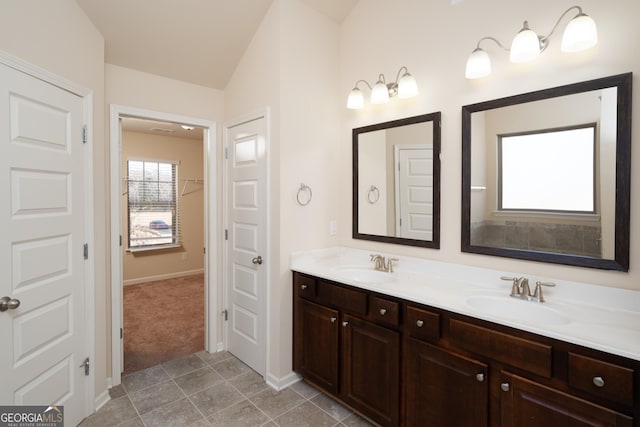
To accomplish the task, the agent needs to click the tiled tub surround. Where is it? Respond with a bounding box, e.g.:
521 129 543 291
471 220 602 257
290 247 640 361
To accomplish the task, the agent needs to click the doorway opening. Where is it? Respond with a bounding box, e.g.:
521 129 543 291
110 105 217 384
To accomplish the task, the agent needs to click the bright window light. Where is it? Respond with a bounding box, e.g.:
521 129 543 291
499 125 595 213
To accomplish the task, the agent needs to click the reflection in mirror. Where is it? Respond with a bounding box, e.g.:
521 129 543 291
353 113 441 248
462 73 631 271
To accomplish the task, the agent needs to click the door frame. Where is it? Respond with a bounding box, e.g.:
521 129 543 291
0 50 95 415
109 104 217 385
222 109 270 377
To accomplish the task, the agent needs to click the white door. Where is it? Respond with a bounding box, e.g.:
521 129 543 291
0 62 88 426
396 146 433 240
225 117 266 376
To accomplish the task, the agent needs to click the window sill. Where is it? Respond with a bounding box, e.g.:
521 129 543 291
491 210 600 222
126 244 182 254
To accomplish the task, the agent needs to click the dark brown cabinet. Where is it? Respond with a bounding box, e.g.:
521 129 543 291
293 273 400 426
500 372 633 427
294 299 339 394
342 313 400 427
405 337 488 426
292 272 639 427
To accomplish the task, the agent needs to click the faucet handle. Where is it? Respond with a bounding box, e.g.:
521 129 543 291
386 257 399 273
501 276 520 297
370 253 381 261
532 281 556 303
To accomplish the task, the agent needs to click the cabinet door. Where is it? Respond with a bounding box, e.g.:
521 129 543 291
501 372 633 427
341 314 400 427
294 299 339 394
405 338 489 427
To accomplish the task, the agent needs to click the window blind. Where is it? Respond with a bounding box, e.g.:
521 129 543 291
127 160 180 249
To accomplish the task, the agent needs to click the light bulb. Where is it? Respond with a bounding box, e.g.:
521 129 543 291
510 21 541 63
397 72 418 98
346 88 364 109
561 13 598 52
465 48 491 79
370 81 390 104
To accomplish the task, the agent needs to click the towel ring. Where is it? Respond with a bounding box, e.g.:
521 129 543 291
367 185 380 204
296 183 312 206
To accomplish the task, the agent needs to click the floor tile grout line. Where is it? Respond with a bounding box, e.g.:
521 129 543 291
224 372 276 425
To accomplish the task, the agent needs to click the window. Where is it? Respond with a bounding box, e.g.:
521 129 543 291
127 160 179 249
498 125 596 213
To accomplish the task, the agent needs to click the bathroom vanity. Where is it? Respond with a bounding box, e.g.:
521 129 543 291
291 248 640 427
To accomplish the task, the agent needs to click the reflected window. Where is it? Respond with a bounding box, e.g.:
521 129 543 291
498 124 596 213
127 160 179 249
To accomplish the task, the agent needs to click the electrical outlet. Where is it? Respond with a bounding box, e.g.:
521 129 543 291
329 220 337 236
181 253 187 261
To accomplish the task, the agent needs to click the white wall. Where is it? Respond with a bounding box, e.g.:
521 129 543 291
339 0 640 291
0 0 108 397
105 63 224 373
225 0 341 382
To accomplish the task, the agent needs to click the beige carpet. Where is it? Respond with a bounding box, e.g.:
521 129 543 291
123 274 205 374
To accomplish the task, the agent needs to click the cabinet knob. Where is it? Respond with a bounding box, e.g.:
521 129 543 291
342 321 349 327
416 320 424 328
500 383 510 392
330 317 337 323
593 376 605 388
300 284 307 290
379 308 387 315
476 373 485 382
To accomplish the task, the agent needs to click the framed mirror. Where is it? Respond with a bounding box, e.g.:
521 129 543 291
462 73 631 271
353 112 441 248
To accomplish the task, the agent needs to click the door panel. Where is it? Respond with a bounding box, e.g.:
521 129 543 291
396 147 433 240
226 117 266 376
0 62 87 426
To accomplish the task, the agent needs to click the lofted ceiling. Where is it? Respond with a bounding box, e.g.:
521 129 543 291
75 0 358 90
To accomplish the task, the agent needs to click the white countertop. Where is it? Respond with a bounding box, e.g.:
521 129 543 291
290 246 640 362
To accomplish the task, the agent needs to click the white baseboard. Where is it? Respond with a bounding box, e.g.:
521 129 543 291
217 342 224 352
94 389 110 412
123 268 204 286
266 371 301 391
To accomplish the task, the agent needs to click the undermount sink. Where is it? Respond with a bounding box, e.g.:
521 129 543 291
466 295 570 325
334 267 395 284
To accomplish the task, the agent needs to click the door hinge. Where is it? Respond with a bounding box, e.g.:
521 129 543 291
120 328 123 339
80 357 90 376
224 146 229 159
82 125 88 144
120 235 123 247
399 218 402 227
222 309 228 321
224 229 228 240
83 243 89 260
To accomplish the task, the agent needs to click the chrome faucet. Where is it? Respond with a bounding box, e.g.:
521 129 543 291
370 254 386 271
370 254 399 273
501 276 555 303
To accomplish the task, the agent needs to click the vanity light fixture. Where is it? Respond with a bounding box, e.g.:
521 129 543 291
347 66 418 109
465 5 598 79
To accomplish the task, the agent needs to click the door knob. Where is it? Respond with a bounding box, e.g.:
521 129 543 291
0 296 21 312
252 256 263 265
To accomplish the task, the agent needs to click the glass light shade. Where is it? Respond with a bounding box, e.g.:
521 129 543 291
510 22 541 63
397 73 418 98
346 88 364 109
465 48 491 79
561 13 598 52
370 81 390 104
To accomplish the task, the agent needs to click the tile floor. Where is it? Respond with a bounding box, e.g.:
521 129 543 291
81 351 377 427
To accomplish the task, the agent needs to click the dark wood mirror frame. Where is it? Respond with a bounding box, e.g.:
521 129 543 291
353 112 441 249
462 73 632 271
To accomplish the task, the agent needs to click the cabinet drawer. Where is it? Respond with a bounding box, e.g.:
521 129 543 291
568 352 634 407
370 296 400 327
317 281 367 315
406 305 440 341
294 274 317 300
449 319 552 378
